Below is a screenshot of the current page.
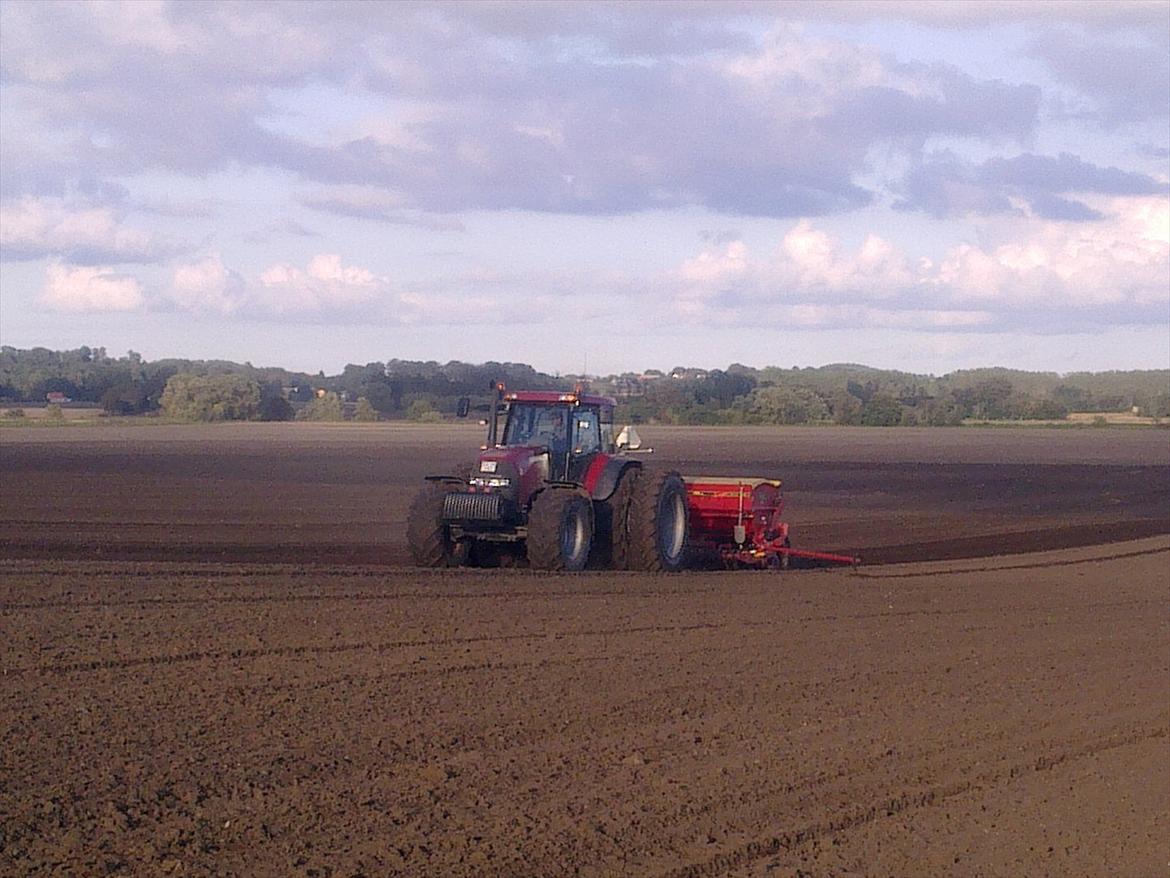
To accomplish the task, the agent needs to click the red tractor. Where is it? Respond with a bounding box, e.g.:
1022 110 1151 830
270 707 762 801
407 387 688 571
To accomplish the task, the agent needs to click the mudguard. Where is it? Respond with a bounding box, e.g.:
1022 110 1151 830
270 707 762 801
585 457 642 501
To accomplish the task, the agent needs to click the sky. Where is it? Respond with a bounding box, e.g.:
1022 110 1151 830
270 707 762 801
0 0 1167 376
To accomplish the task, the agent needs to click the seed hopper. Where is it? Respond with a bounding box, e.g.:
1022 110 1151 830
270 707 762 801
683 477 859 569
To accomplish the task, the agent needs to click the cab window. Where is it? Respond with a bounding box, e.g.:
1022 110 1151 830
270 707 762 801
573 408 601 454
504 404 567 448
599 405 615 452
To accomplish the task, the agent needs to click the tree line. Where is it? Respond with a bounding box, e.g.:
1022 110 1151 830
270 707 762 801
1 346 1166 425
613 364 1170 426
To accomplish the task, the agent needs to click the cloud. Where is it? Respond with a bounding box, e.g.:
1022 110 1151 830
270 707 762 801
131 196 219 219
0 196 188 263
256 254 388 314
980 153 1166 194
676 223 917 314
170 253 600 325
158 252 400 319
298 186 465 230
314 30 1037 217
1135 142 1170 160
894 152 1167 220
39 263 145 312
934 195 1169 311
1029 27 1170 125
241 218 321 244
0 4 1043 218
765 1 1168 28
669 197 1169 330
170 252 246 315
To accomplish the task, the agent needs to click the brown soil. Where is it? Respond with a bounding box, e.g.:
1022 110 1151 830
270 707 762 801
0 423 1166 567
1 424 1167 876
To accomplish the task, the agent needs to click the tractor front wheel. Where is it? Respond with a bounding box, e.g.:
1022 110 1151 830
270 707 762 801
627 469 689 572
526 488 594 571
406 482 468 567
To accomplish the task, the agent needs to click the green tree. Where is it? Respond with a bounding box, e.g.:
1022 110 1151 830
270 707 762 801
101 382 148 415
406 398 438 421
354 397 379 422
297 391 344 421
954 378 1013 420
919 396 965 427
741 385 829 424
830 390 863 425
160 373 261 421
859 394 903 426
259 396 294 421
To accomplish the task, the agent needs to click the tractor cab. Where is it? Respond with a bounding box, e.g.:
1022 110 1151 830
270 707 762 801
489 391 616 483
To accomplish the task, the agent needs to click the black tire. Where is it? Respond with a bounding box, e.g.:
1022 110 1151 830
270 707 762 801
406 482 468 568
599 466 639 570
526 488 594 571
626 469 689 572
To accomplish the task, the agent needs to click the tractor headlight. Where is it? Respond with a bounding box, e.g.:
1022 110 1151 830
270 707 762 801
470 477 512 488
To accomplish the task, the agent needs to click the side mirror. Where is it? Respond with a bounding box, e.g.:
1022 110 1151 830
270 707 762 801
456 397 470 418
616 425 642 451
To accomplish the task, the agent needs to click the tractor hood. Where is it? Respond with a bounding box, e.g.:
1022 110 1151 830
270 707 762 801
471 445 549 500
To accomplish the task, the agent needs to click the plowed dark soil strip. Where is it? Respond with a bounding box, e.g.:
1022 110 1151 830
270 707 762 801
854 543 1170 578
856 518 1170 564
3 520 1167 568
0 538 408 566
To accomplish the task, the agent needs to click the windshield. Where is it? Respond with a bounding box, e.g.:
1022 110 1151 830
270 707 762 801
503 404 570 449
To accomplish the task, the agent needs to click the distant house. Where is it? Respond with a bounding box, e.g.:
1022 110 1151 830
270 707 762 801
45 391 71 404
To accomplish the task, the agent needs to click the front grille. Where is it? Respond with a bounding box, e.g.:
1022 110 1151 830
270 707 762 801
443 492 505 522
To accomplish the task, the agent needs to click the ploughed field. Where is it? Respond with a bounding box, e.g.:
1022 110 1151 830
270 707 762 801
1 424 1168 876
1 423 1167 566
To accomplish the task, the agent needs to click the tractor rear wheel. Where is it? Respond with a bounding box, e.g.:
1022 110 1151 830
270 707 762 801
526 488 594 571
406 482 468 567
601 466 639 570
626 469 689 572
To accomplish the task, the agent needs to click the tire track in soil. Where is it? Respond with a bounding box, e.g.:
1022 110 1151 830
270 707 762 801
217 643 737 700
657 725 1169 878
0 585 723 610
10 594 1159 675
651 681 1153 833
12 621 728 676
